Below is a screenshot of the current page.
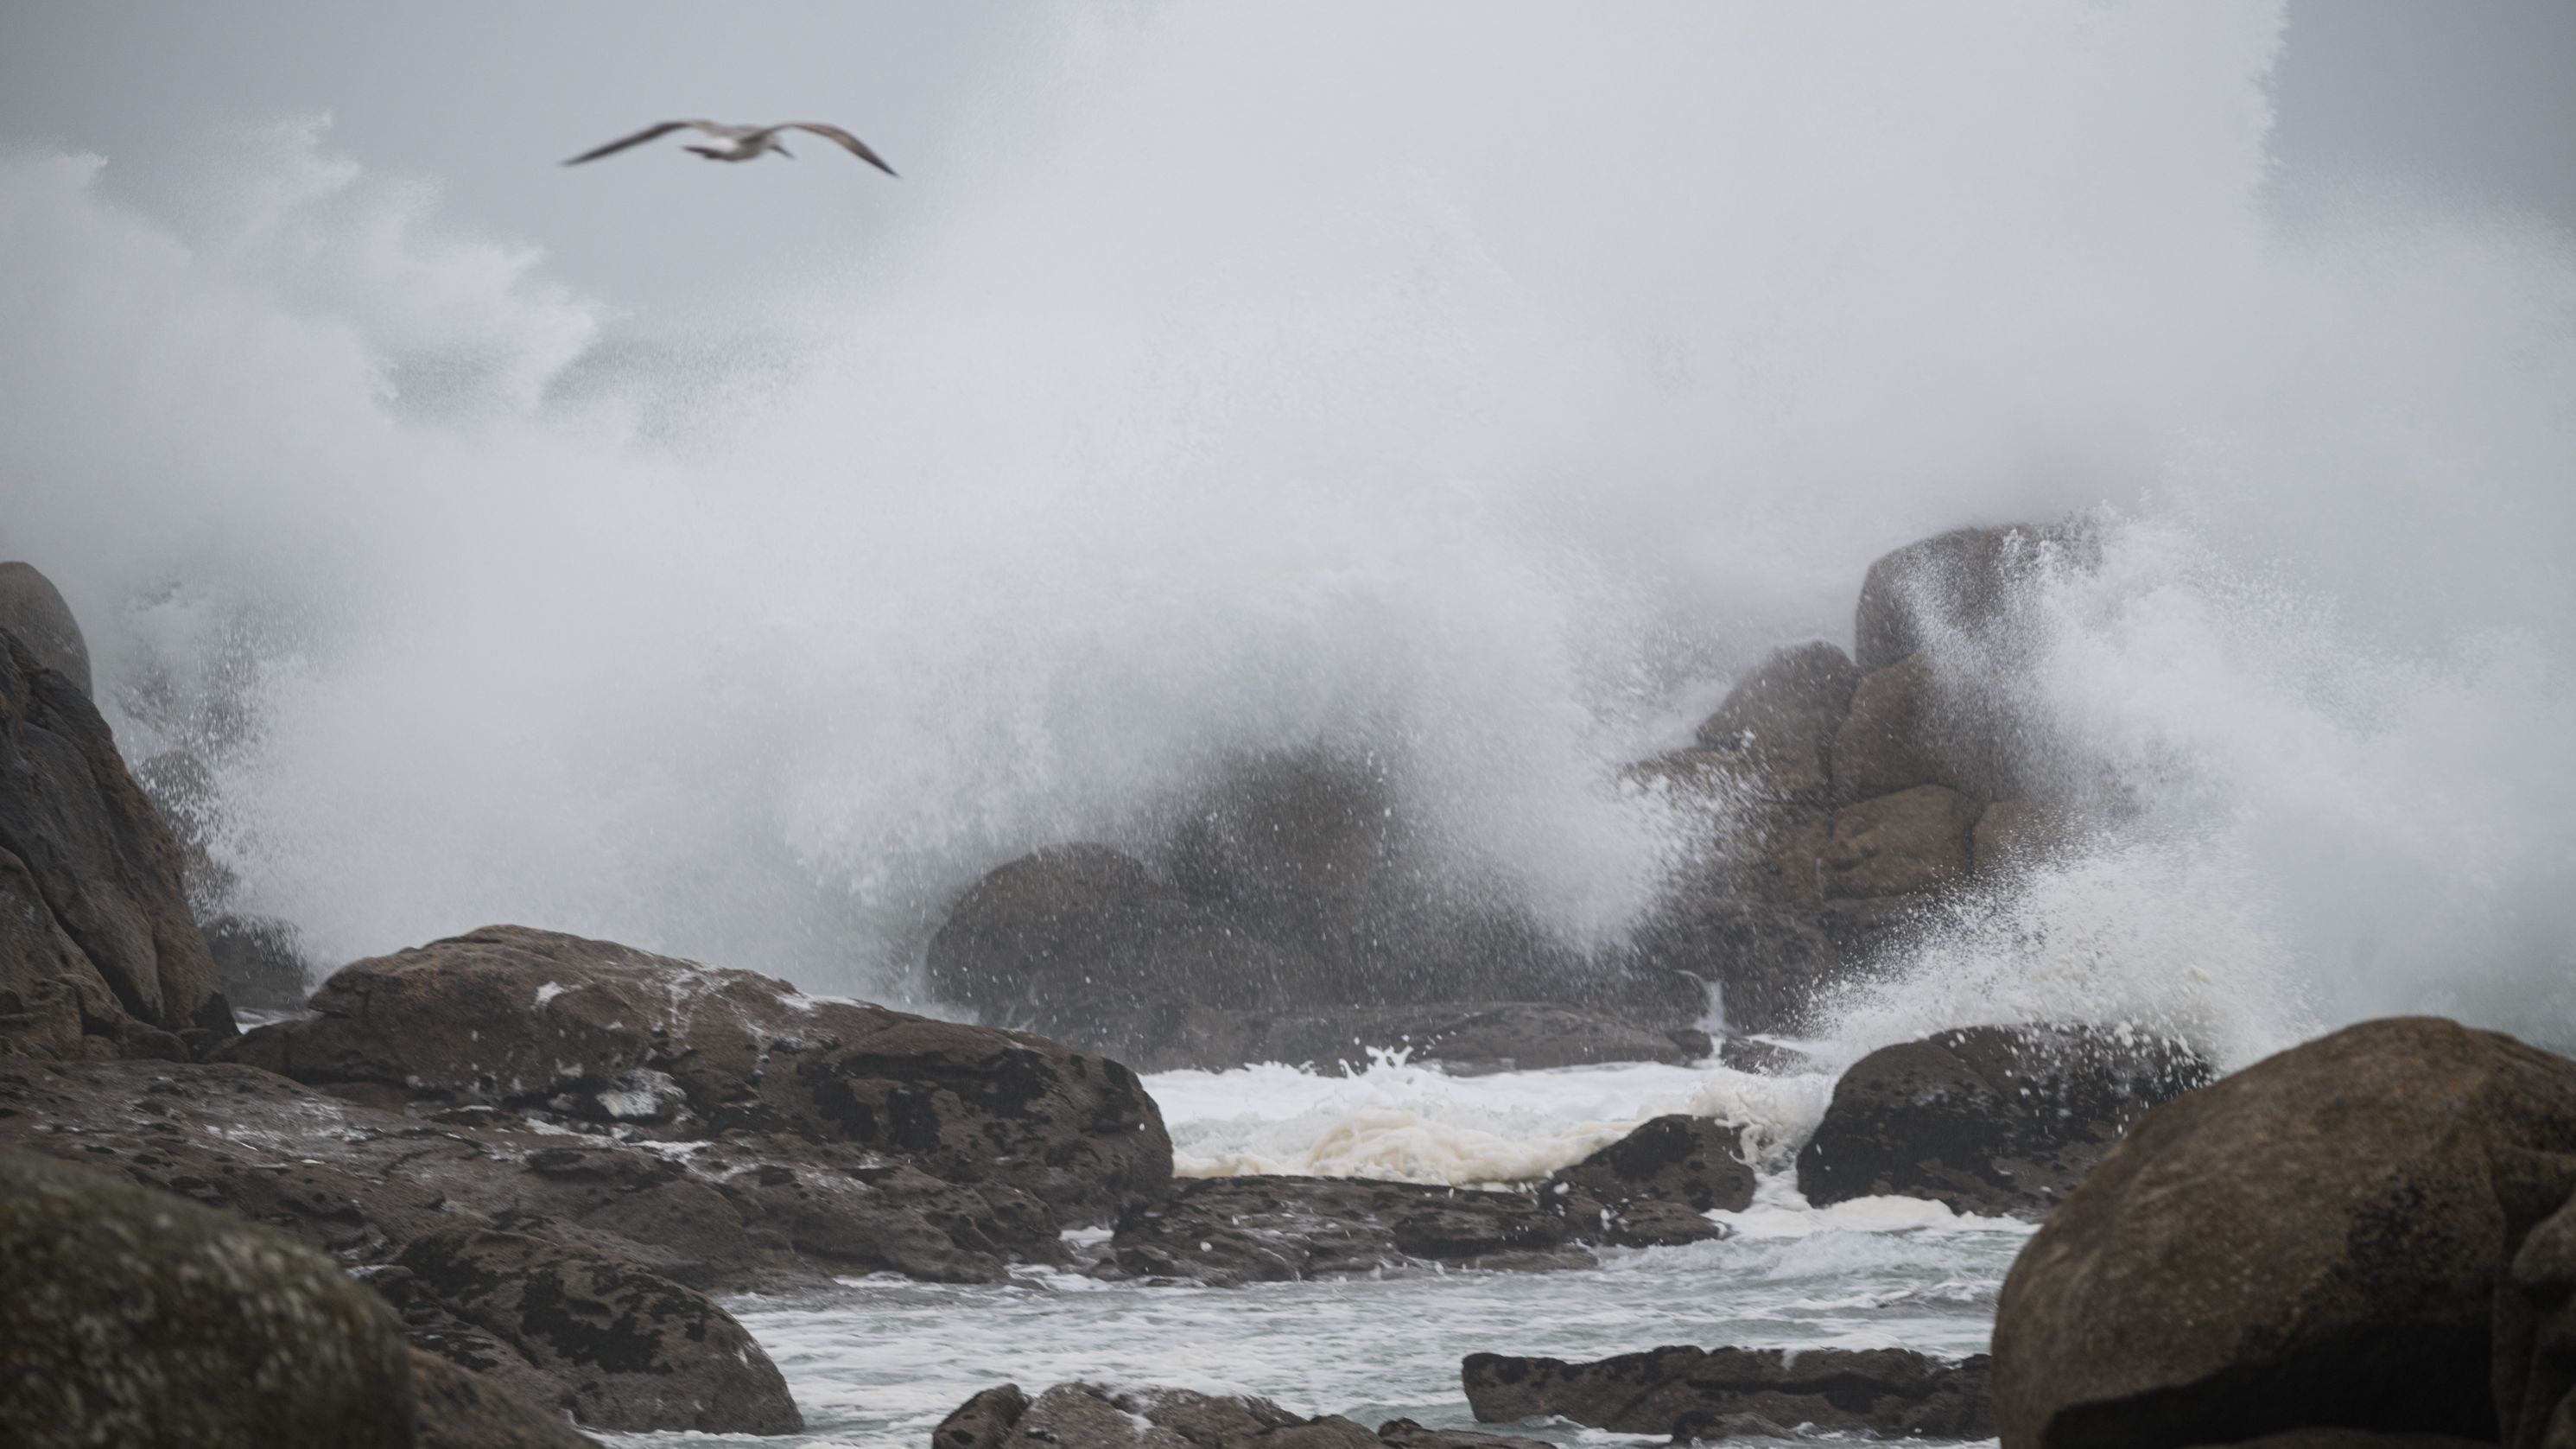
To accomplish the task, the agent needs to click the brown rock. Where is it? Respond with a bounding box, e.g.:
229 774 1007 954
223 925 1171 1228
2501 1184 2576 1449
1549 1114 1754 1249
1992 1017 2576 1448
1973 798 2072 876
936 1383 1032 1449
1821 784 1977 900
1830 652 2034 807
1691 640 1862 803
0 627 229 1059
407 1349 599 1449
1852 523 2089 673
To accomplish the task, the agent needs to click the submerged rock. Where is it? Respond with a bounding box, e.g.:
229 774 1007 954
1112 1175 1589 1286
383 1226 801 1435
0 624 232 1061
1797 1022 2214 1218
222 924 1171 1228
936 1382 1548 1449
1992 1017 2576 1449
0 1149 416 1448
1461 1344 1995 1441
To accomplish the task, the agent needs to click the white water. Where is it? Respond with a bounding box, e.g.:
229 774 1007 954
613 1058 2027 1449
5 8 2574 1443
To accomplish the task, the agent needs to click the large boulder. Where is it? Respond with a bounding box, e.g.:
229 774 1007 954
0 562 92 698
1852 523 2088 673
382 1226 801 1435
1831 651 2034 807
0 1149 416 1448
0 627 229 1060
1798 1023 2213 1218
223 925 1171 1228
407 1349 599 1449
1462 1344 1995 1441
1691 641 1862 804
1112 1175 1588 1286
1818 783 1978 900
1991 1017 2576 1448
925 843 1330 1040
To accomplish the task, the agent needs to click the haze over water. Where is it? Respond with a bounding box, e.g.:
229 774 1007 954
3 2 2572 1063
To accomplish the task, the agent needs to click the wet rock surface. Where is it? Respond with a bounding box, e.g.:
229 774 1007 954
1547 1114 1752 1248
221 924 1172 1228
936 1382 1551 1449
408 1347 600 1449
0 1148 416 1449
1462 1344 1996 1440
1992 1018 2576 1449
0 562 92 699
0 625 231 1062
1798 1022 2214 1218
1112 1174 1589 1286
384 1225 801 1434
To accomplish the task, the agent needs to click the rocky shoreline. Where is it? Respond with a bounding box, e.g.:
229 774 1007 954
7 531 2574 1446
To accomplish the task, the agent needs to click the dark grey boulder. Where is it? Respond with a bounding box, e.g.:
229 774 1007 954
201 912 313 1011
1462 1344 1995 1440
1112 1175 1588 1286
1548 1114 1754 1247
1798 1023 2213 1219
1992 1018 2576 1449
222 924 1172 1229
0 626 230 1060
0 562 92 698
385 1225 802 1435
0 1149 416 1449
934 1382 1547 1449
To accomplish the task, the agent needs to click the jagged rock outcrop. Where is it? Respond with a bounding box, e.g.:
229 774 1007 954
936 1382 1551 1449
0 1148 416 1448
1113 1175 1589 1285
1992 1018 2576 1449
1797 1023 2213 1218
1462 1344 1995 1440
222 925 1171 1228
0 562 92 698
381 1226 801 1435
0 624 231 1061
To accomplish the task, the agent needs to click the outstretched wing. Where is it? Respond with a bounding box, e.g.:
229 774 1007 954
777 123 898 176
562 120 716 166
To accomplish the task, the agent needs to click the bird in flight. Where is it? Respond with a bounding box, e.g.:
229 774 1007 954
562 120 897 175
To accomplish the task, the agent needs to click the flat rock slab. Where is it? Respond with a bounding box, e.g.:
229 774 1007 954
937 1382 1554 1449
1113 1174 1589 1286
1462 1344 1995 1441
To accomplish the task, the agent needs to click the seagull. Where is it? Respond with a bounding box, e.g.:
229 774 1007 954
562 120 898 175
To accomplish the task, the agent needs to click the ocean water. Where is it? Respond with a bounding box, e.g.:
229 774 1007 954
613 1057 2028 1449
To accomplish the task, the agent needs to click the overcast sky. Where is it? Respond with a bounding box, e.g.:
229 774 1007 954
3 1 2570 317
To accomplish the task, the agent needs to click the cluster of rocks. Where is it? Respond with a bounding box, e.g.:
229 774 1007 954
922 524 2101 1075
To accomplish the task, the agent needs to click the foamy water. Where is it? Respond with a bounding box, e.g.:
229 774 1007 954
609 1061 2028 1449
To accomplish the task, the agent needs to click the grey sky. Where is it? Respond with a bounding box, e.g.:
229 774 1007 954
3 1 2569 318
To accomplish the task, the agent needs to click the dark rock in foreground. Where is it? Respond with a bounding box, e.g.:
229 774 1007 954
1113 1175 1589 1286
384 1226 800 1435
936 1381 1547 1449
408 1348 600 1449
1104 999 1710 1076
1462 1344 1995 1440
0 626 232 1062
1993 1017 2576 1449
0 1149 416 1448
1797 1022 2214 1218
0 562 92 699
222 924 1171 1229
